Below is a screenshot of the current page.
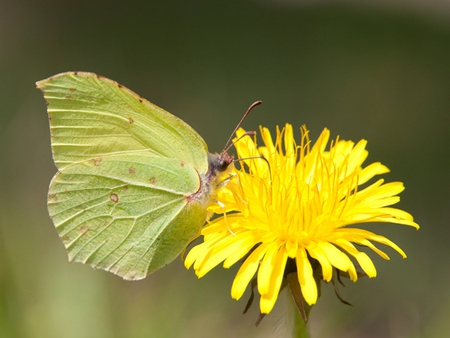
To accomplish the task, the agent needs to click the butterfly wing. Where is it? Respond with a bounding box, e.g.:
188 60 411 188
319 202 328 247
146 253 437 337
48 152 207 280
37 72 209 173
37 72 212 279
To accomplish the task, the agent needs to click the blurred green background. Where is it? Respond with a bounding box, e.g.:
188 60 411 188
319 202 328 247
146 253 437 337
1 1 449 337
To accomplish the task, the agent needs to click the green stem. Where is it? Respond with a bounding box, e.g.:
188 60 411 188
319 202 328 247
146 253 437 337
285 289 311 338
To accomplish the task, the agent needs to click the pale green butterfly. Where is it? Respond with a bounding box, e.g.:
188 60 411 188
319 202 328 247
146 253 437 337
37 72 258 280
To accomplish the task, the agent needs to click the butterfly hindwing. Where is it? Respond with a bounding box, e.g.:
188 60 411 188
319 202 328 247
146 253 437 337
48 152 206 280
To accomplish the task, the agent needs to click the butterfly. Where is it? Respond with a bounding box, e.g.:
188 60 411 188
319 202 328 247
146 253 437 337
37 72 243 280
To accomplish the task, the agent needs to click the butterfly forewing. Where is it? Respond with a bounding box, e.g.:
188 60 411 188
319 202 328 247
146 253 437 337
37 72 209 173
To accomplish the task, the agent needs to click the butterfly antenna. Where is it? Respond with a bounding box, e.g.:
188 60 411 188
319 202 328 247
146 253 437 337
222 131 256 154
233 156 272 180
222 100 262 154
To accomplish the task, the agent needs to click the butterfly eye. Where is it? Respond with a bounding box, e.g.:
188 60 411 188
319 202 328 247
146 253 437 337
219 153 234 172
218 160 229 172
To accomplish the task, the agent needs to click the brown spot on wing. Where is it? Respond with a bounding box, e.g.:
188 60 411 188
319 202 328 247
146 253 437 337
93 158 103 166
129 117 134 124
149 177 156 185
129 167 135 174
80 226 89 235
110 193 119 203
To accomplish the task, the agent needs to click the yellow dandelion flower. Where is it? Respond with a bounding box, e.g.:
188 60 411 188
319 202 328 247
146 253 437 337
185 124 419 315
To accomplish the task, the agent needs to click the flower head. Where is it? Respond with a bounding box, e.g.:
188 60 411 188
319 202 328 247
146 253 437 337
185 124 419 315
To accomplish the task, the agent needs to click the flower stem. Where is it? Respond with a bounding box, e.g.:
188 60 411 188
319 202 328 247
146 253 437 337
285 288 311 338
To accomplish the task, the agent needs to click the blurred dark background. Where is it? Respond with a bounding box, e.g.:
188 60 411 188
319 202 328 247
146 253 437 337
1 1 449 337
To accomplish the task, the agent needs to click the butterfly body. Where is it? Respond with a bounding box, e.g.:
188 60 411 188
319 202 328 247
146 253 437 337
37 72 233 280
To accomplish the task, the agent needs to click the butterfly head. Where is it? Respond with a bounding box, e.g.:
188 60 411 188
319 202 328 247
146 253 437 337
207 152 234 178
